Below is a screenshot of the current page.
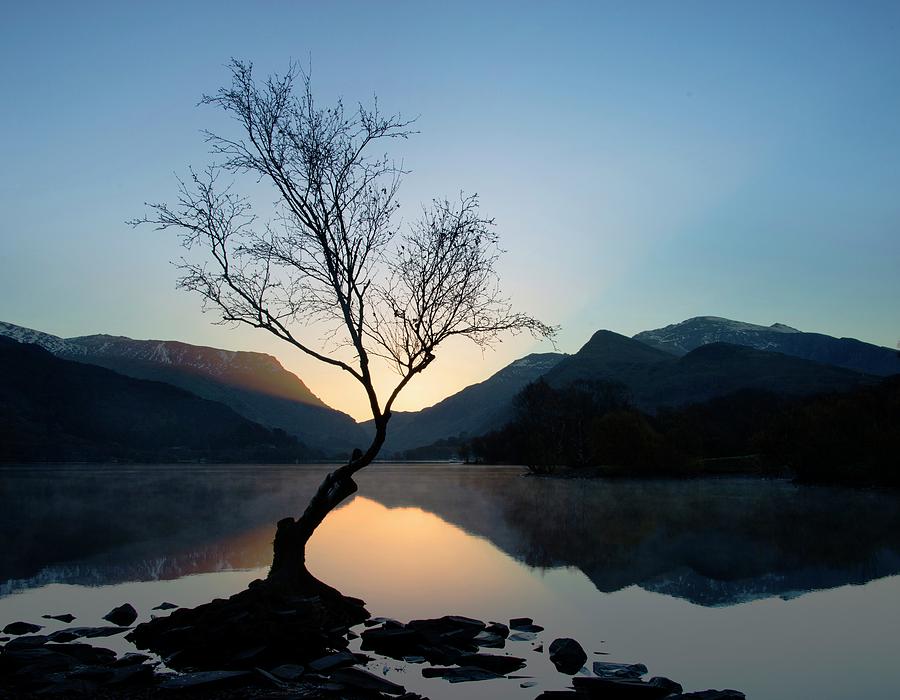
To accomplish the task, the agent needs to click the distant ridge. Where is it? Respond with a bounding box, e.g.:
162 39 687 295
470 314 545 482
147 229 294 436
366 321 882 456
0 321 365 455
0 337 311 462
542 329 874 409
634 316 900 377
362 352 566 455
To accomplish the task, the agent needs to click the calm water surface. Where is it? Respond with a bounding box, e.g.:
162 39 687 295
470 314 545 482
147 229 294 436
2 464 899 699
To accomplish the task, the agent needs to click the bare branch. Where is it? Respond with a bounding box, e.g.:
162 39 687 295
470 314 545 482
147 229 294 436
132 59 556 446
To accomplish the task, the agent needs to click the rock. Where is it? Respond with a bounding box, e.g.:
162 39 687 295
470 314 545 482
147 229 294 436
153 602 179 610
231 645 269 664
549 637 587 674
367 616 402 627
68 665 116 682
473 630 506 648
0 647 79 674
593 661 649 679
45 643 117 665
112 653 152 667
330 667 407 695
159 669 254 690
403 655 426 664
307 650 357 672
535 692 583 699
4 634 50 649
408 615 486 651
521 680 537 688
649 676 683 695
48 626 131 642
46 630 80 643
30 678 100 695
422 665 504 683
41 614 76 624
3 621 43 635
456 652 527 674
418 644 463 665
409 615 485 637
253 667 288 688
102 603 138 626
672 691 745 699
360 625 423 658
128 583 367 672
107 663 156 686
269 663 305 681
486 621 510 638
509 631 537 642
573 675 672 698
510 617 545 633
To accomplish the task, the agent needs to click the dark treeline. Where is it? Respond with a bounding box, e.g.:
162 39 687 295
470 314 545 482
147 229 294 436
467 377 900 486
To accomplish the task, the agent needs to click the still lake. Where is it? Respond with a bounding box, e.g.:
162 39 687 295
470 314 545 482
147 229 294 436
2 464 899 698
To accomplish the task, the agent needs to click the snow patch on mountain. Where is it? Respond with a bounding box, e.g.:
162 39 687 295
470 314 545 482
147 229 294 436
634 316 802 355
0 321 82 355
507 353 568 371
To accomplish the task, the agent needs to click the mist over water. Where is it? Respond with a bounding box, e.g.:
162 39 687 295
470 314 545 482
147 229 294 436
2 464 899 698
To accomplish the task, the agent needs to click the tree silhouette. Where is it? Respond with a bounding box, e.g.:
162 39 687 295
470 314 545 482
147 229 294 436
132 59 554 590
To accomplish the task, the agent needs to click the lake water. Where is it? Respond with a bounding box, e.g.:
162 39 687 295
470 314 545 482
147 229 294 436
2 464 899 698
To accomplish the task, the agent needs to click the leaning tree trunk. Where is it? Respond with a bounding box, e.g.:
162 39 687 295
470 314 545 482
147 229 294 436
127 424 388 670
267 422 387 591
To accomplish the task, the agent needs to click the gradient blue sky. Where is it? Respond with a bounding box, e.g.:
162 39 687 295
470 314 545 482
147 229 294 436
2 1 899 419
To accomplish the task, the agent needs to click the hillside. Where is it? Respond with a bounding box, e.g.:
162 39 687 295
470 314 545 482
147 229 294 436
0 337 313 463
0 322 366 455
363 352 566 455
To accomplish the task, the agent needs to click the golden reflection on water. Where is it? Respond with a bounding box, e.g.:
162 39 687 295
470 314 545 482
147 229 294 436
306 496 556 619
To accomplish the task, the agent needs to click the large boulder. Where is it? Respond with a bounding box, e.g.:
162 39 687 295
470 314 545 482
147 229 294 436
548 637 587 674
102 603 138 626
2 621 42 635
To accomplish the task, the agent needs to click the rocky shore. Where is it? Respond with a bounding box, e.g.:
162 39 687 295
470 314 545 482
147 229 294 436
1 587 745 699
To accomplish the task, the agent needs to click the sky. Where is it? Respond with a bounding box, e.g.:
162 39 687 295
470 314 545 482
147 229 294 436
1 1 899 420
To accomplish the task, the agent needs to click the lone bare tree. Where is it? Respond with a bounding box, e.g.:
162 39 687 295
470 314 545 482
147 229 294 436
133 59 554 593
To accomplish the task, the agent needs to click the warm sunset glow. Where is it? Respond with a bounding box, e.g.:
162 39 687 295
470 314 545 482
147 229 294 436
306 496 554 617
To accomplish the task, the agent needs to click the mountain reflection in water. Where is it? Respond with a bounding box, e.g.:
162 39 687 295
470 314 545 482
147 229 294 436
2 464 899 606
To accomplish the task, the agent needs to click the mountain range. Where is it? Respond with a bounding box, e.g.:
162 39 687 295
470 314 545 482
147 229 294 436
542 330 873 410
1 316 896 460
0 321 364 454
0 337 310 462
634 316 900 376
381 319 893 455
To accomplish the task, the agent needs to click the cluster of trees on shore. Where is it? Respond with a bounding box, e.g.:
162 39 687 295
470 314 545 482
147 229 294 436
465 376 900 486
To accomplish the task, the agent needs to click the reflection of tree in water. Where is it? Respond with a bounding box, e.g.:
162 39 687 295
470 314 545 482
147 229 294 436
362 470 900 605
3 466 900 606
